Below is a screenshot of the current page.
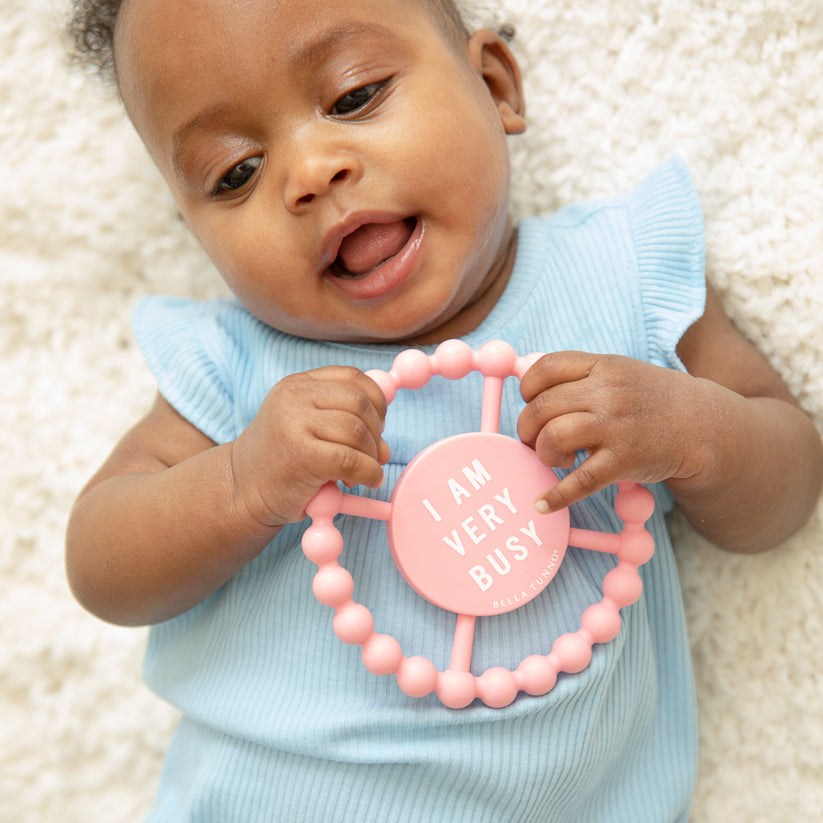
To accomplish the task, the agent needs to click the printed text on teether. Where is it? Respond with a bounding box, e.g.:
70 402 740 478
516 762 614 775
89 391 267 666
420 459 546 595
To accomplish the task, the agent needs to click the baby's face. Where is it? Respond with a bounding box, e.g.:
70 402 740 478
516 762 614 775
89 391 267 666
115 0 525 343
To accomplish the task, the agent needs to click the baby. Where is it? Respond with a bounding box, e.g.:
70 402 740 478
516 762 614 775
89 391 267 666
66 0 823 820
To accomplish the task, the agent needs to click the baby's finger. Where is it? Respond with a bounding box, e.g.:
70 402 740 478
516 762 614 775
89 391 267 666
533 449 620 514
531 411 598 469
520 351 599 402
308 368 387 447
518 355 600 447
518 391 588 448
314 436 386 490
310 407 385 466
317 366 389 418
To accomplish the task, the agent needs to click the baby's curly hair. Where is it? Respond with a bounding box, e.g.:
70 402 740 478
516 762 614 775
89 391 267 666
67 0 480 84
67 0 123 81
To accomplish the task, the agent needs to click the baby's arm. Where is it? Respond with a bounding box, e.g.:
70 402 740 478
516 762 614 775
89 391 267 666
66 367 389 626
518 283 823 552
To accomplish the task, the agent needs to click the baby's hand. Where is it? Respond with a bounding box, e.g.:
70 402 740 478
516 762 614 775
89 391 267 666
230 366 390 531
518 351 701 514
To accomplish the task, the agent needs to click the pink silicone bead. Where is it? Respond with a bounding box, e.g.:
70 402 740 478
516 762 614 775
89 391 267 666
302 526 344 565
396 656 439 698
619 530 655 566
362 634 404 676
516 655 557 696
580 600 622 644
391 349 432 389
365 369 397 404
602 565 644 604
437 671 477 709
476 339 517 377
304 483 343 519
431 339 474 379
312 566 354 608
551 632 593 674
614 483 655 523
477 667 519 709
514 352 544 380
333 603 374 645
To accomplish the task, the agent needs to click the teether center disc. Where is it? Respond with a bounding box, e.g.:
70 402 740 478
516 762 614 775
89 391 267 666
387 431 570 616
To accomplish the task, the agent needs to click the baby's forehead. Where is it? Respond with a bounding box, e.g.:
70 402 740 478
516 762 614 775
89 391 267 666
115 0 470 88
71 0 469 84
115 0 467 51
137 0 466 50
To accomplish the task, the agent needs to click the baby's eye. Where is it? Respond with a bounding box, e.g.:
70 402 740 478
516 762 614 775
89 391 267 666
213 157 262 196
331 81 388 116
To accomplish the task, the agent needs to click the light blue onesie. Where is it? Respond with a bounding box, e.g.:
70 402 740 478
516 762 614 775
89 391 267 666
134 157 705 822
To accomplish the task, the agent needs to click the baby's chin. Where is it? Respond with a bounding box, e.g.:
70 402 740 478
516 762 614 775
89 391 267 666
235 302 433 346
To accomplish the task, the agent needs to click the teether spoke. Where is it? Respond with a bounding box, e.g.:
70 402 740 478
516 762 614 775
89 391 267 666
567 528 622 554
339 493 392 521
480 376 504 433
449 613 477 673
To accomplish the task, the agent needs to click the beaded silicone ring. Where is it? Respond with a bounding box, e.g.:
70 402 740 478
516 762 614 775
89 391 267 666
302 339 655 709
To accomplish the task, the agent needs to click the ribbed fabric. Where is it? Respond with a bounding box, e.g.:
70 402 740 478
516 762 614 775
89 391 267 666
134 157 704 822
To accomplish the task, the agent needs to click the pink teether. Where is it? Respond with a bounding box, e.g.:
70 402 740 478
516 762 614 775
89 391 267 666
302 340 655 708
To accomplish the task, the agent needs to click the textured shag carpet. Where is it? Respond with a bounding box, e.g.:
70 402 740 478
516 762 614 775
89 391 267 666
2 0 822 820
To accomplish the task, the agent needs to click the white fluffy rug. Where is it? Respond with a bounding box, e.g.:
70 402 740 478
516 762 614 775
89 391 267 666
3 0 822 820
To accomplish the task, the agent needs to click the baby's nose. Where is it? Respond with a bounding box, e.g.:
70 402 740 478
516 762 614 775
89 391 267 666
283 139 358 211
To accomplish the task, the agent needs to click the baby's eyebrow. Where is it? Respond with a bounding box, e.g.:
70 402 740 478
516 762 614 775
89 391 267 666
172 104 236 180
287 20 399 71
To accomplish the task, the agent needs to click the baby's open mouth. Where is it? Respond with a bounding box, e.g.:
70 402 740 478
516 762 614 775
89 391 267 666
330 217 417 279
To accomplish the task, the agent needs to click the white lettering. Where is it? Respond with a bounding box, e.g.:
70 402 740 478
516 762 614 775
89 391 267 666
487 548 512 576
519 519 543 547
493 487 517 515
461 516 487 545
492 592 529 610
448 478 472 505
462 459 492 491
422 498 442 522
505 535 528 561
468 565 493 592
442 529 466 556
477 503 504 532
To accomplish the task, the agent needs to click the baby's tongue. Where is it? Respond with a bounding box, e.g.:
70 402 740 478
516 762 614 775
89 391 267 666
337 220 413 275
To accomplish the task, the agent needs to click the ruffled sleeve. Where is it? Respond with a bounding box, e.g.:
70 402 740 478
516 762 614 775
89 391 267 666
628 157 706 371
132 296 238 444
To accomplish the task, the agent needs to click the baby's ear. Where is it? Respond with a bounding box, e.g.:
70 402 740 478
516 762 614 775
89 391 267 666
468 29 527 135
